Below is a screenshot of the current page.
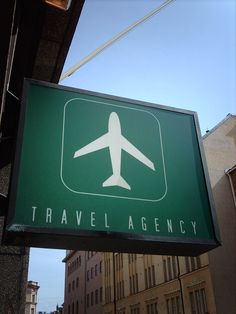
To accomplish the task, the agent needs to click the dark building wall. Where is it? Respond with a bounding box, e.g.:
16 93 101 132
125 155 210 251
0 166 29 314
0 1 84 313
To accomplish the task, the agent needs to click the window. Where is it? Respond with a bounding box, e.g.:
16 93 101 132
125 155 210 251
166 295 182 314
72 280 75 290
105 286 111 303
115 254 119 270
129 254 136 262
118 308 126 314
72 302 74 314
135 273 139 292
148 267 152 287
68 283 71 293
163 256 178 281
95 289 98 304
167 257 172 280
91 291 94 306
115 253 123 271
129 274 139 294
87 270 89 281
185 257 190 273
76 301 79 314
163 259 167 281
189 288 208 314
172 257 177 278
105 259 111 276
68 258 79 275
100 287 103 302
76 277 79 288
152 265 156 286
145 266 155 288
31 309 34 314
117 282 120 299
144 268 148 288
129 276 132 294
128 253 135 263
190 257 196 271
104 261 107 276
109 286 111 302
196 256 201 269
119 281 122 299
100 261 102 273
86 294 89 308
91 267 94 279
185 256 201 273
95 264 98 276
68 305 71 314
131 306 140 314
32 294 36 303
146 302 158 314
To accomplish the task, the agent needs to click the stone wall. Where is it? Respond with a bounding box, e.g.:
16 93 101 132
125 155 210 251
0 165 29 314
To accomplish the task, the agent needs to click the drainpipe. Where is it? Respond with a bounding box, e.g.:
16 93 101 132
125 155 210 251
112 253 116 314
177 256 186 314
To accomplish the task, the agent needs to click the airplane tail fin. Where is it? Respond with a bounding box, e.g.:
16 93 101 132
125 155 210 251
103 174 131 190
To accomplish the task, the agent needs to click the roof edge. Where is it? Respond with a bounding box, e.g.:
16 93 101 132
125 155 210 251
203 114 236 139
62 250 76 263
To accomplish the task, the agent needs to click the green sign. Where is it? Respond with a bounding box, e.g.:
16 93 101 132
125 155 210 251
4 80 220 255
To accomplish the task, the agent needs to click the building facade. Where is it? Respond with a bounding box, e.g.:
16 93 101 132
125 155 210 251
64 251 217 314
25 281 40 314
0 165 29 314
63 115 236 314
63 250 103 314
203 114 236 313
0 1 84 313
103 253 216 314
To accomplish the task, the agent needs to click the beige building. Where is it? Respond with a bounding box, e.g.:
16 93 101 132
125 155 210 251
103 253 216 314
63 114 236 314
203 114 236 313
25 281 40 314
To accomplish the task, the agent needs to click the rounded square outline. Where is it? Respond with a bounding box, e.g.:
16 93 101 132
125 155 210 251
60 97 167 202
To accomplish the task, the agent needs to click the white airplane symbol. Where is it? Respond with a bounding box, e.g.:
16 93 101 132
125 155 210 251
74 112 156 190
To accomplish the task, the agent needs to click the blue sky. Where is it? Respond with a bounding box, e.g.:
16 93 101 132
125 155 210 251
28 0 235 312
62 0 236 133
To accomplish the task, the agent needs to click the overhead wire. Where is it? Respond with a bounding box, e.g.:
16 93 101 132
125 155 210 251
59 0 175 81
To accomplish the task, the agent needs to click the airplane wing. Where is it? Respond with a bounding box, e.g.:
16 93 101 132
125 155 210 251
74 133 109 158
121 136 155 171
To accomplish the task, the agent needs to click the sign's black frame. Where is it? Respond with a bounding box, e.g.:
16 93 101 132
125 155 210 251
3 79 221 256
